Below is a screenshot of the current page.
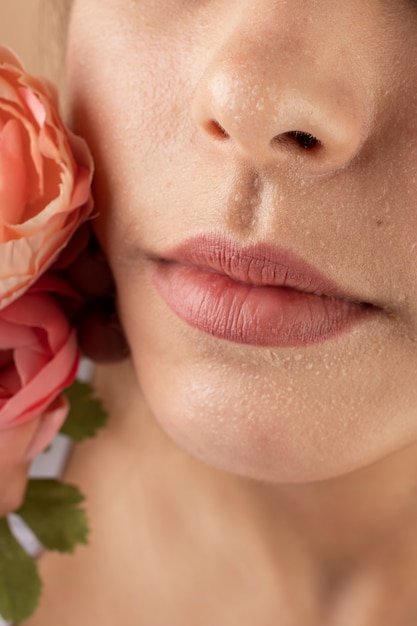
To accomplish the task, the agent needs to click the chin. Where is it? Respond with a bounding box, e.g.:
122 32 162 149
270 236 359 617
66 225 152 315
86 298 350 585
142 403 410 484
132 357 413 485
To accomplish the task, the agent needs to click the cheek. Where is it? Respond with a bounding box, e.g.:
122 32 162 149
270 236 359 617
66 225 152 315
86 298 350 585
116 267 417 484
65 6 174 232
66 5 192 177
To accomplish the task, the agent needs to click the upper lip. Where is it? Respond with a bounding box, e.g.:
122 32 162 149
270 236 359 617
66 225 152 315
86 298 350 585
156 234 367 303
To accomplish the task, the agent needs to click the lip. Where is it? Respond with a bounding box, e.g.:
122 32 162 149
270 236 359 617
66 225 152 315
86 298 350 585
151 234 375 347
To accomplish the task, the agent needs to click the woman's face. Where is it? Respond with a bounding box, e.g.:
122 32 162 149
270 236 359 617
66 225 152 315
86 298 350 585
66 0 417 483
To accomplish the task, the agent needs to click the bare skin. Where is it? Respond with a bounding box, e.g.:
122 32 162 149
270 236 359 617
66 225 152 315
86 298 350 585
18 0 417 623
23 359 417 626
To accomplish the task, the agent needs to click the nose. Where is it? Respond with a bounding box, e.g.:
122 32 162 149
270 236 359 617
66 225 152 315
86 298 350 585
191 8 371 176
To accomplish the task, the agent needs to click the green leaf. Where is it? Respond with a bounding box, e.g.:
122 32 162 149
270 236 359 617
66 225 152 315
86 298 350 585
60 379 108 442
0 516 42 623
16 479 89 554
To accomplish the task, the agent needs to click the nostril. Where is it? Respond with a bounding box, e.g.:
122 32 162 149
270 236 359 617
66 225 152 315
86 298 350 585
289 131 320 150
273 130 320 151
206 119 230 140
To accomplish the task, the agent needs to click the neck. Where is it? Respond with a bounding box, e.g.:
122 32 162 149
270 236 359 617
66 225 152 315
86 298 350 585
84 360 417 622
255 444 417 556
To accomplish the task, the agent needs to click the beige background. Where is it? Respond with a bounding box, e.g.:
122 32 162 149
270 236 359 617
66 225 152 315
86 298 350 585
0 0 53 76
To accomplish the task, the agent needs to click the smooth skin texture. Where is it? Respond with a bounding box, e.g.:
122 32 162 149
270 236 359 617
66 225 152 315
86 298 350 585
23 1 417 624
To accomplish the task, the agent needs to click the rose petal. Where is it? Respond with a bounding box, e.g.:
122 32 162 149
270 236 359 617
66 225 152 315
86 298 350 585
0 119 28 225
14 345 50 387
0 291 72 353
0 329 79 428
0 318 37 349
0 363 20 398
24 394 69 460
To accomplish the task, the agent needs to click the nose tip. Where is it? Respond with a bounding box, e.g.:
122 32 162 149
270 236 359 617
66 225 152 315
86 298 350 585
192 63 369 177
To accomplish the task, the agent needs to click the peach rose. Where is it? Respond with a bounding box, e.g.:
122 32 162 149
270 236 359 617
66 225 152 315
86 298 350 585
0 274 79 430
0 46 94 310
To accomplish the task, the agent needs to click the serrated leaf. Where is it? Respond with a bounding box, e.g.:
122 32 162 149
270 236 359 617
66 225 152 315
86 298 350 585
0 516 42 623
61 379 107 442
16 479 89 554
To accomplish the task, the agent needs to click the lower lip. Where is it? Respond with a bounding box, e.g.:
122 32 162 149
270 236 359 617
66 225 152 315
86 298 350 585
152 262 372 347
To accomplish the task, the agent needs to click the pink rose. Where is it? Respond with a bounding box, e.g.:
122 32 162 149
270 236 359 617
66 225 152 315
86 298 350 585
0 274 79 430
0 46 94 310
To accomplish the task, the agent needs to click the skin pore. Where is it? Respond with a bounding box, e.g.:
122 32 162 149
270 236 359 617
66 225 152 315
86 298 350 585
24 1 417 624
